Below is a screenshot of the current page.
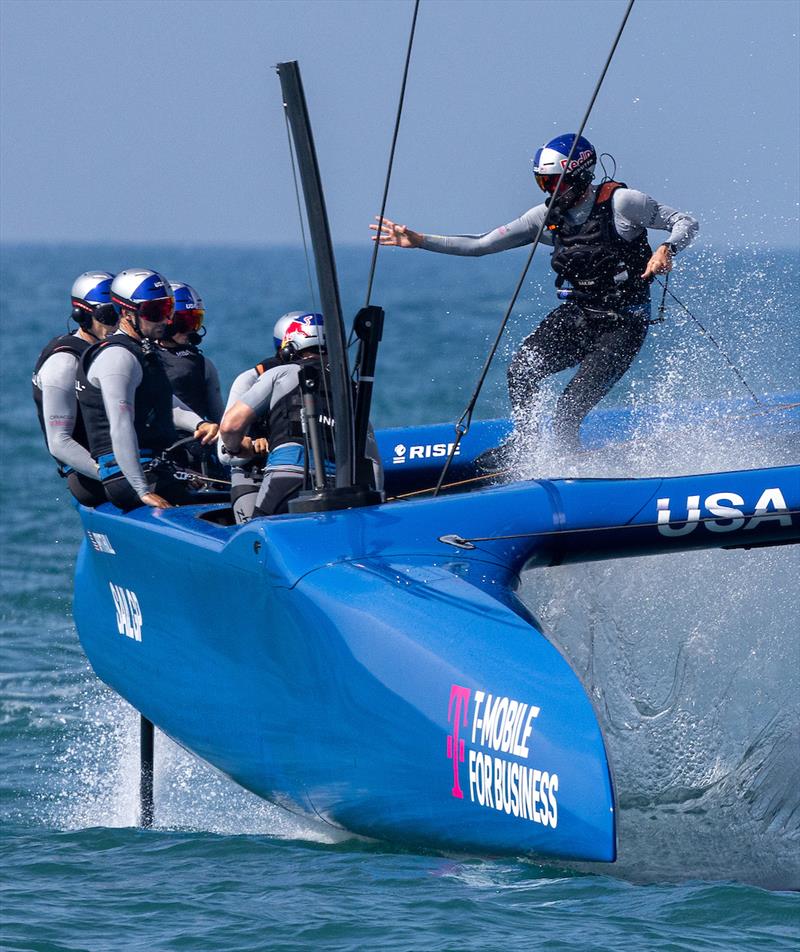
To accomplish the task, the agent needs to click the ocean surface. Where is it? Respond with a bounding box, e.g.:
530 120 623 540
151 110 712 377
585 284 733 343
1 243 798 950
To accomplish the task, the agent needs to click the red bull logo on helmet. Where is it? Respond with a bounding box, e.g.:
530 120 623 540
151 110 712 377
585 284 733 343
560 149 594 172
280 312 324 350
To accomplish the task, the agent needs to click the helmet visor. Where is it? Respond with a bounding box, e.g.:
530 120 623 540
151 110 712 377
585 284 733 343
137 298 174 323
171 308 205 334
535 173 569 195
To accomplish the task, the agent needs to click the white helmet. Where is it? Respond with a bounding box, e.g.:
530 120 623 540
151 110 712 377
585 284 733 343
71 271 114 314
280 312 325 355
111 268 174 318
273 311 306 352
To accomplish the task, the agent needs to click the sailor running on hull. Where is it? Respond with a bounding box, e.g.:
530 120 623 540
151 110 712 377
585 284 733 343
372 133 699 450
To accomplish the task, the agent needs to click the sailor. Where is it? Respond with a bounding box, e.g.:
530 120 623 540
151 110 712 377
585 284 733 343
219 312 306 524
372 134 699 449
32 271 119 506
157 282 224 424
219 312 334 519
77 269 218 511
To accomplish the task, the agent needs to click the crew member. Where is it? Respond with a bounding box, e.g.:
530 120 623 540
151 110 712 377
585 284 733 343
219 312 307 524
32 271 119 506
219 313 333 519
158 282 224 423
372 133 699 449
77 269 217 511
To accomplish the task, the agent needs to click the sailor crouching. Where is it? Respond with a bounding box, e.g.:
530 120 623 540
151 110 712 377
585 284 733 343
218 312 307 524
219 312 333 520
77 269 217 511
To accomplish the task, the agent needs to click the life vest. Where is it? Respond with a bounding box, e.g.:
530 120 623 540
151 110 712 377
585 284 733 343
32 333 93 467
248 355 283 440
77 334 177 462
158 343 211 419
265 354 336 461
549 181 653 307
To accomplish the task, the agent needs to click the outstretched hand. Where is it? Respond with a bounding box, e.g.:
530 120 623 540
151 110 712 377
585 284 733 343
369 216 423 248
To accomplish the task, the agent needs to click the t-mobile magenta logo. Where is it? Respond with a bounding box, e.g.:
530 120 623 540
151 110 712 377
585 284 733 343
447 684 471 799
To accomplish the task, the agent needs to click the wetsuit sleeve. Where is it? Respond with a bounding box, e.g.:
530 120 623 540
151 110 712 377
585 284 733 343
89 346 150 498
238 365 299 416
37 352 99 479
612 189 699 253
418 205 553 256
203 358 225 423
172 395 204 433
218 369 259 465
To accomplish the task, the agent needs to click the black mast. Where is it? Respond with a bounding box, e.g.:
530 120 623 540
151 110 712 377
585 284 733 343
277 61 382 511
277 61 356 492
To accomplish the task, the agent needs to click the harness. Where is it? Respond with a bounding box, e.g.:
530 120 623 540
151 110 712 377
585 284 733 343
77 334 177 471
158 343 209 418
549 181 653 307
32 333 93 476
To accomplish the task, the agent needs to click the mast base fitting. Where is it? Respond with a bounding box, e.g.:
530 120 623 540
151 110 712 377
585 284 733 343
288 486 384 514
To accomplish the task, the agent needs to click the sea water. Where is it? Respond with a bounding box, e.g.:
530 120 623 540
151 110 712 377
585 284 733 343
1 243 798 950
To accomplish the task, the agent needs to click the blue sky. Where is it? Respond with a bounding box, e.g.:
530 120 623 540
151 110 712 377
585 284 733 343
1 0 798 247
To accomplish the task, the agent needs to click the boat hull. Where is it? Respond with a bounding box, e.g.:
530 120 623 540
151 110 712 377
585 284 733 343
74 504 617 862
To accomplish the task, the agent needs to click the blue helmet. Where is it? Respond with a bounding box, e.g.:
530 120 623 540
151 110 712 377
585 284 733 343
168 281 205 335
533 133 596 199
110 268 174 316
71 271 114 315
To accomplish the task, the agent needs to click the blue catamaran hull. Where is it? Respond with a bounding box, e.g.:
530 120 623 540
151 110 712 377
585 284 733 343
72 398 799 863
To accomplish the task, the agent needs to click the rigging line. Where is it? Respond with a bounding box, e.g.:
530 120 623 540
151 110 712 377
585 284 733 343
283 109 318 312
442 508 800 547
654 278 763 407
365 0 421 307
283 108 335 446
433 0 637 497
388 468 511 501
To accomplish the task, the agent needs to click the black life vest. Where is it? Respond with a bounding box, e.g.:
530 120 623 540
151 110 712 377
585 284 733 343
250 355 284 439
549 181 653 307
32 333 93 465
266 354 336 460
77 334 177 461
157 343 212 419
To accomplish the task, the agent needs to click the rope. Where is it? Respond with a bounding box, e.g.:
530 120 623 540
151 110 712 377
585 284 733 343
441 508 800 548
654 278 762 407
388 468 510 501
433 0 637 497
365 0 421 307
650 270 669 324
283 108 335 450
284 109 318 312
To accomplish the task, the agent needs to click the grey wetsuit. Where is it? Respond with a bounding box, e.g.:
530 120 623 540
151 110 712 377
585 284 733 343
33 340 98 479
219 366 266 524
419 185 698 257
87 339 204 498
